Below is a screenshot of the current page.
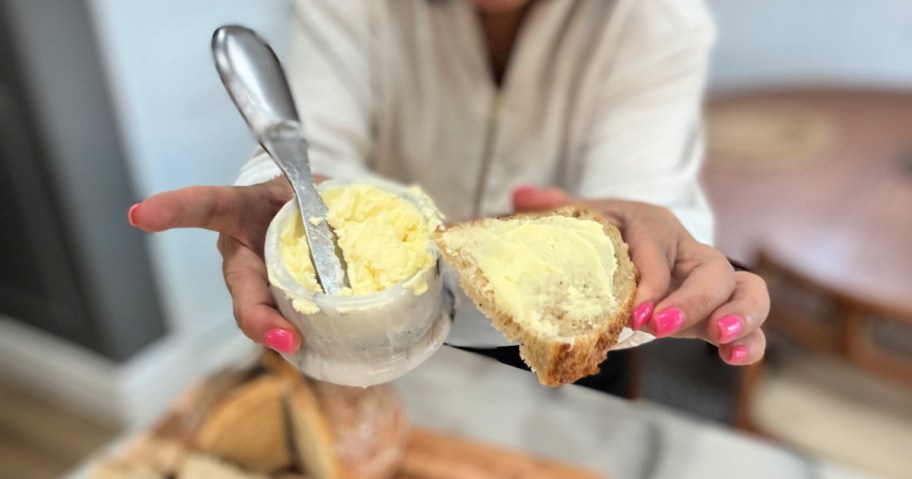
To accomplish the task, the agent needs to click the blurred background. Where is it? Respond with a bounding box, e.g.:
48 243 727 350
1 1 910 478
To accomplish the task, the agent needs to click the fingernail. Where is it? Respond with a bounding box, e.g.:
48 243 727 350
717 315 744 343
631 302 654 330
512 184 538 196
729 345 749 363
653 307 685 338
127 203 140 227
264 328 295 354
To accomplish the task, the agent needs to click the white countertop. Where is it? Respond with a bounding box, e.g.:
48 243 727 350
68 346 882 479
393 347 880 479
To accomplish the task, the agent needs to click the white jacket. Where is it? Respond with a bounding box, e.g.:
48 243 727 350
238 0 717 348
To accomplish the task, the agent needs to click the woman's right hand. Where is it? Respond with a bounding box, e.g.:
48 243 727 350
128 176 303 354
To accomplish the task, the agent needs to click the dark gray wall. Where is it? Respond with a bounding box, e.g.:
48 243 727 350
0 0 165 360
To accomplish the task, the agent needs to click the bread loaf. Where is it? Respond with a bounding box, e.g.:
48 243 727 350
181 351 408 478
287 379 409 479
435 206 637 386
191 375 293 474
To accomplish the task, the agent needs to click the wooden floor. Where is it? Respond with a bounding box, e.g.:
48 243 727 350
0 385 119 479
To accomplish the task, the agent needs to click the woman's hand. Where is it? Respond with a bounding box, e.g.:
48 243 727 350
128 176 303 354
512 186 769 365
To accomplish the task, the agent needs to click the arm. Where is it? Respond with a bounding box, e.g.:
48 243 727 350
574 2 716 245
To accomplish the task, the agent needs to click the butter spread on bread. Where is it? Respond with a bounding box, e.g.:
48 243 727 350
435 206 637 387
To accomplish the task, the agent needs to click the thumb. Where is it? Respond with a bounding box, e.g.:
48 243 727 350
512 185 572 212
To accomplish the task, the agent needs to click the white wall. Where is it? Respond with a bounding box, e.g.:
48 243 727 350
45 0 296 424
0 0 294 428
87 0 293 338
707 0 912 91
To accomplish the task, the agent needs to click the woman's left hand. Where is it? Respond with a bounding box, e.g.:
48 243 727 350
512 186 770 365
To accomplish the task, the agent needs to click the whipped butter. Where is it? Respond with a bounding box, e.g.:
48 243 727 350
277 183 442 311
441 216 618 337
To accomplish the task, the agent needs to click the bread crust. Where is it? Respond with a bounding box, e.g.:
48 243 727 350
192 375 293 474
435 206 638 387
257 350 409 479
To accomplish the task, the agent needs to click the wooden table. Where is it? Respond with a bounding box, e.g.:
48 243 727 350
703 89 912 313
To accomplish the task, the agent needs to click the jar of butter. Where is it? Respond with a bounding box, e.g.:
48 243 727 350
263 178 452 387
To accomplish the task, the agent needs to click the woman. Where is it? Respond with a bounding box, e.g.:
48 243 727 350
130 0 769 395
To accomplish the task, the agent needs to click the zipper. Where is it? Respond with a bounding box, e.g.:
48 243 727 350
471 91 502 218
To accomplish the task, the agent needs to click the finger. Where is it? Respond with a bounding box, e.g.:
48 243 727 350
673 271 770 344
511 186 572 212
220 236 302 353
131 185 245 234
704 271 770 345
647 246 736 338
131 184 282 247
626 241 673 330
719 328 766 365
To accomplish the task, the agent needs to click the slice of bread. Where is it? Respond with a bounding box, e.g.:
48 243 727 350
92 350 409 479
191 375 293 474
90 463 163 479
435 206 637 387
178 453 270 479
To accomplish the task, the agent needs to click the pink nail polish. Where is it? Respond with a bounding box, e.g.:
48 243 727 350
631 302 654 330
717 315 744 343
652 307 685 338
512 184 538 196
729 345 749 363
264 328 295 354
127 203 140 227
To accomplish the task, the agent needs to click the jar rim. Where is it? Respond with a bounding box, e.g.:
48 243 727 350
264 177 441 307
